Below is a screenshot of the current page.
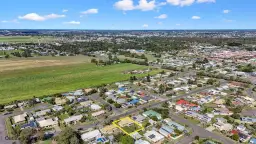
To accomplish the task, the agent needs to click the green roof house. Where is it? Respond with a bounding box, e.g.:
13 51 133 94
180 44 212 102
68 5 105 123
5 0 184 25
143 110 162 120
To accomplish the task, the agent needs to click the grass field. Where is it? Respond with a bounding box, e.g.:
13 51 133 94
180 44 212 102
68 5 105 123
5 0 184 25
0 36 54 43
0 63 160 104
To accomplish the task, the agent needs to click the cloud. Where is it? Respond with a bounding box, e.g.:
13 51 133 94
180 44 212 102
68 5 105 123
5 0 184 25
158 22 163 25
167 0 195 6
176 23 181 26
63 21 80 25
154 14 168 19
1 19 19 23
223 9 230 14
191 16 201 19
62 9 68 13
114 0 157 11
142 24 149 28
81 9 98 15
18 13 65 21
223 19 233 23
114 0 135 11
136 0 156 11
167 0 214 6
197 0 215 3
158 2 167 6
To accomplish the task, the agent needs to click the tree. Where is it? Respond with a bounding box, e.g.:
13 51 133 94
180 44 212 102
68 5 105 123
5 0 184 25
194 136 200 141
91 58 97 63
162 102 169 108
225 99 232 107
120 135 134 144
37 130 45 141
159 84 165 94
107 99 114 104
19 128 33 144
114 103 121 108
57 127 81 144
80 116 87 123
232 134 239 141
5 54 10 59
146 74 151 82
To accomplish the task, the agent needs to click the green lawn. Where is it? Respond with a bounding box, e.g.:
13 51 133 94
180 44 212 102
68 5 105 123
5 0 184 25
0 63 160 104
0 36 54 43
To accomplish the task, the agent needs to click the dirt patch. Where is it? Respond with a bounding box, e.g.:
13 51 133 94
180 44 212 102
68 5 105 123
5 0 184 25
0 60 82 72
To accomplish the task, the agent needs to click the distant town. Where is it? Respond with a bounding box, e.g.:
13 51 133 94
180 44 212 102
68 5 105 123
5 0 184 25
0 30 256 144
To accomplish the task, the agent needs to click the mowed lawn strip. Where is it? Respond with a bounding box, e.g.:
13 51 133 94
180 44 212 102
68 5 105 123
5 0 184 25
0 63 160 104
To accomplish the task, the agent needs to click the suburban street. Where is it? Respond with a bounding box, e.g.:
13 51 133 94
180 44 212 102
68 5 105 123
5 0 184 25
170 113 235 144
75 82 234 144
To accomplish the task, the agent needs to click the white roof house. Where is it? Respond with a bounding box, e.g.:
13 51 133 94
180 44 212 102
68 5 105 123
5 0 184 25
80 101 93 107
13 113 27 123
135 139 150 144
90 104 102 111
81 129 101 142
52 105 63 111
37 117 58 128
34 109 51 117
64 115 83 124
92 110 105 117
144 130 164 143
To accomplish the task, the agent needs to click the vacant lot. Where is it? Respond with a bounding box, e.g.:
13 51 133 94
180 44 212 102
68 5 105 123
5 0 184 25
0 62 159 104
0 36 54 43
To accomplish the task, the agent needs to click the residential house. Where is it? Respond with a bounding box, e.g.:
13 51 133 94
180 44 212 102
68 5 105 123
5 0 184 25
13 113 27 124
64 115 83 125
164 118 185 131
73 90 84 96
81 130 102 142
80 100 93 107
52 105 63 111
90 104 102 111
21 121 37 130
135 139 150 144
37 117 58 128
144 130 164 144
92 110 105 117
118 118 133 127
213 107 233 116
240 117 256 124
159 125 175 138
34 109 51 117
213 118 233 131
100 125 120 135
237 125 246 132
4 104 17 109
132 114 146 124
143 110 162 120
55 98 67 105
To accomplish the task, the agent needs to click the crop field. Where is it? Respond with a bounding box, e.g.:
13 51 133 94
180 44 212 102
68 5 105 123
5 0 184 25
0 61 160 104
0 36 54 43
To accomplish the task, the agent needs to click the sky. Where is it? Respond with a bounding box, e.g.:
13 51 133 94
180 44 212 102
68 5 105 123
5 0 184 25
0 0 255 30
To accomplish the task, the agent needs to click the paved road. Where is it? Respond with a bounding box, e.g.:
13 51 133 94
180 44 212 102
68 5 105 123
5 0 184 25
0 115 20 144
170 113 235 144
88 93 123 114
246 88 256 100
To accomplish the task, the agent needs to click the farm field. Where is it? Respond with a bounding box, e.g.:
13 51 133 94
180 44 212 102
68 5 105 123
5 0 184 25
0 36 54 43
0 62 160 104
0 55 93 72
